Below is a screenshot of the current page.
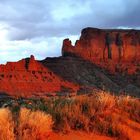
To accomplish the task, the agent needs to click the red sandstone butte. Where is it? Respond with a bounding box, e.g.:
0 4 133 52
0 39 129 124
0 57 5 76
62 27 140 74
0 55 79 96
0 27 140 96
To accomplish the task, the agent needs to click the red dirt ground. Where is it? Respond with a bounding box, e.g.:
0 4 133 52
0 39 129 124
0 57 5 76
48 131 114 140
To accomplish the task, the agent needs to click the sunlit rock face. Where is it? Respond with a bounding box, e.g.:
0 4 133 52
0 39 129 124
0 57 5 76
0 55 79 96
62 27 140 74
0 55 45 72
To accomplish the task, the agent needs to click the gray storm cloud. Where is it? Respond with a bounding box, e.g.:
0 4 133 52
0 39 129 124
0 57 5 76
1 0 139 40
0 0 140 63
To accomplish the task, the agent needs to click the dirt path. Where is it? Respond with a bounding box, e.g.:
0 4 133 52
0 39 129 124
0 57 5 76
48 131 115 140
48 119 140 140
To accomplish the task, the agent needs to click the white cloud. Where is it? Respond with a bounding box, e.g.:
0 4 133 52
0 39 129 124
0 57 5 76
0 35 79 64
0 23 9 40
51 1 91 21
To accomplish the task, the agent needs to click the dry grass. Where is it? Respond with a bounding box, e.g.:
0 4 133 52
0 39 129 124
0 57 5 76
0 92 139 140
0 108 15 140
18 108 53 140
41 92 140 139
0 108 53 140
117 95 140 122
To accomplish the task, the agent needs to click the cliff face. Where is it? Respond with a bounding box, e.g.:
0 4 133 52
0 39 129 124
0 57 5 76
62 27 140 74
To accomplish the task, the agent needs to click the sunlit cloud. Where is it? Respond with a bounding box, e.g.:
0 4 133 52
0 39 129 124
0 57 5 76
0 35 79 64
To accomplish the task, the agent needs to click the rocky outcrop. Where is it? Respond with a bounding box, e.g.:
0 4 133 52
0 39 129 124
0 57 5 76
0 55 79 96
62 27 140 74
0 27 140 97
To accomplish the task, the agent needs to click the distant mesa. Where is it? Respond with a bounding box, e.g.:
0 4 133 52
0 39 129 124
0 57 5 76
0 55 79 96
62 27 140 74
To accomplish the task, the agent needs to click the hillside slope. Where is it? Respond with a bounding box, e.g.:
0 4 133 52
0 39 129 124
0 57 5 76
42 56 140 97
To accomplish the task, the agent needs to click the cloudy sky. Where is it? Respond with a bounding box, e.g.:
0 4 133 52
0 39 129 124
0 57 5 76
0 0 140 63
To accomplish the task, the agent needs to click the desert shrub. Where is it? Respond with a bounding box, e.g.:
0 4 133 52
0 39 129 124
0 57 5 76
97 92 116 109
117 95 140 123
0 92 139 139
0 108 15 140
18 108 53 140
40 92 139 139
0 107 53 140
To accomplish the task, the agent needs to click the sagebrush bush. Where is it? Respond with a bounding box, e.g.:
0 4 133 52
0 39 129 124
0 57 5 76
0 108 53 140
18 108 53 140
